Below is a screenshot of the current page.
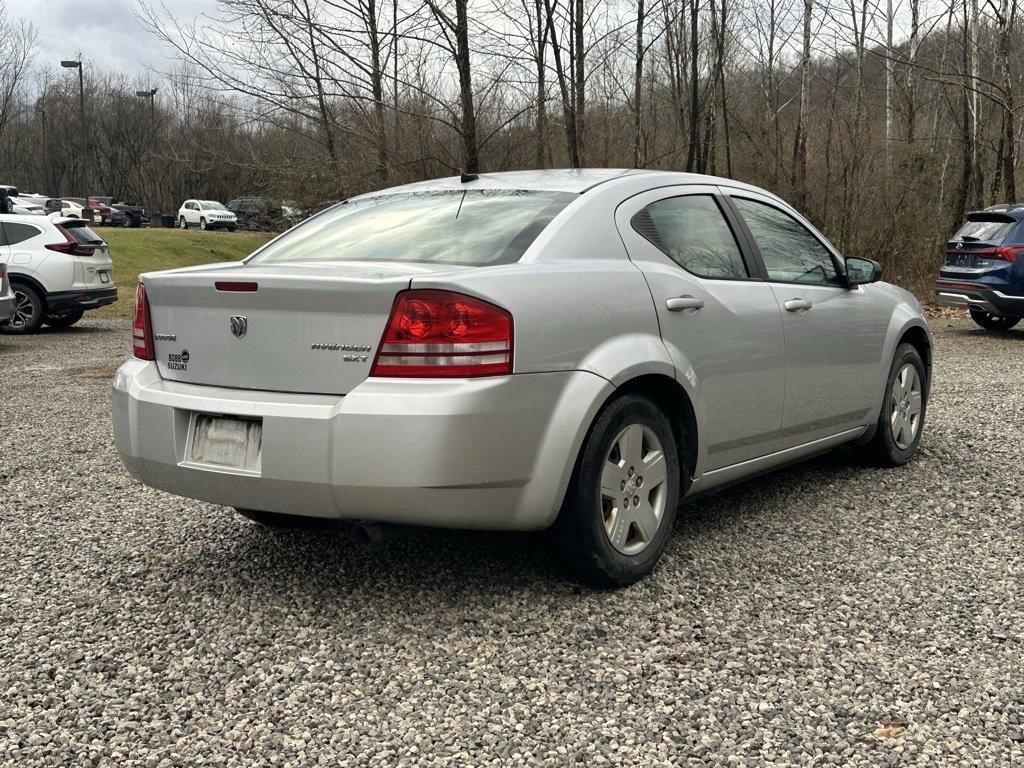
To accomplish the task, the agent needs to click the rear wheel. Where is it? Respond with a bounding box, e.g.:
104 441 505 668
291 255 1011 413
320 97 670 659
553 394 681 588
5 283 44 334
969 308 1021 331
235 508 338 529
44 309 84 329
860 343 928 466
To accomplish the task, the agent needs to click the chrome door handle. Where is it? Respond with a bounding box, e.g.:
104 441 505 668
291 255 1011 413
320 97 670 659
783 298 813 312
666 296 705 312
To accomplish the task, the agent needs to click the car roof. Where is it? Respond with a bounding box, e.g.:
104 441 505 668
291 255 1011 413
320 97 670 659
0 213 53 225
978 203 1024 219
351 168 788 203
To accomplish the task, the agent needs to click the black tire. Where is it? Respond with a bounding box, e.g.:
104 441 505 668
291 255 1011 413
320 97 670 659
227 226 236 232
969 308 1021 331
4 282 44 334
235 508 338 529
552 394 681 588
179 216 188 230
44 309 84 329
860 343 928 466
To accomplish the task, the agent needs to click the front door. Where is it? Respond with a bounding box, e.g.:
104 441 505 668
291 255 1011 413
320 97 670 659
725 192 883 449
616 186 787 472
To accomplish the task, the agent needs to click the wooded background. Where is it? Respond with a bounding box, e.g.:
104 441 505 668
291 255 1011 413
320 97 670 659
0 0 1019 295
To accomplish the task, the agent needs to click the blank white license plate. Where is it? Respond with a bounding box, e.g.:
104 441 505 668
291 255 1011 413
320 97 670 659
99 271 110 283
190 415 262 470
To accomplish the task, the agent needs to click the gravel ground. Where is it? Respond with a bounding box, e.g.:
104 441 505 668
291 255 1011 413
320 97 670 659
1 316 1022 767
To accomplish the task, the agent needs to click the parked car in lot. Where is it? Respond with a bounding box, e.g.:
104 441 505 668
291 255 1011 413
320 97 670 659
935 205 1024 330
113 202 149 228
226 197 283 230
89 197 128 227
113 169 931 586
0 262 13 327
177 199 237 231
0 214 116 332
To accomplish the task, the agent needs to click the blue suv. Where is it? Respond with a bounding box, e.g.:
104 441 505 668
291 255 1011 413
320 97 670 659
936 205 1024 330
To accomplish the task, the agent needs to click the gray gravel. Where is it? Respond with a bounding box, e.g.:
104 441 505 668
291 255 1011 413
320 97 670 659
1 316 1022 767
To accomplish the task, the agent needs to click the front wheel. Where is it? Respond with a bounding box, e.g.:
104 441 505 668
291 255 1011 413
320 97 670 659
860 343 928 466
969 308 1021 331
44 309 84 329
4 283 44 334
200 218 207 231
553 394 681 588
179 216 187 230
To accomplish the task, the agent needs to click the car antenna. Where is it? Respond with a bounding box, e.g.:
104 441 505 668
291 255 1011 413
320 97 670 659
460 170 479 183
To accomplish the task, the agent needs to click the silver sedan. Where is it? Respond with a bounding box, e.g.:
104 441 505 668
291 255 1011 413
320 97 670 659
112 169 931 586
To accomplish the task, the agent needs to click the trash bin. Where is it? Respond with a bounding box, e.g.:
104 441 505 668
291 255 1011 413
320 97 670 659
160 215 175 228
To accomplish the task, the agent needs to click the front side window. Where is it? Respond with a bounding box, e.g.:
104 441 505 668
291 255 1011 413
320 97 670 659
632 194 748 279
249 190 576 267
732 197 840 285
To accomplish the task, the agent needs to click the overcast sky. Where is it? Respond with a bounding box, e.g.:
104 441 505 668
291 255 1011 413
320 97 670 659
8 0 213 76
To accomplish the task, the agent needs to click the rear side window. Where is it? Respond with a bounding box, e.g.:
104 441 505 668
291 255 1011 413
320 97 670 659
249 190 576 267
0 222 41 246
632 195 748 279
732 197 841 285
953 216 1016 243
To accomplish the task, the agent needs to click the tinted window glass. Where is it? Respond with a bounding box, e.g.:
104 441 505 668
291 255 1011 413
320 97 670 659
250 190 576 267
63 224 104 244
733 198 840 285
634 195 747 279
953 217 1015 243
0 222 41 245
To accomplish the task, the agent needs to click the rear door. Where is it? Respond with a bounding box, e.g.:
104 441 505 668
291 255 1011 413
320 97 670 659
616 185 786 471
725 191 882 450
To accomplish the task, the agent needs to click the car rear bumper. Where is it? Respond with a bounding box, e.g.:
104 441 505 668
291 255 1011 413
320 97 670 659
112 360 611 530
934 282 1024 317
47 287 118 312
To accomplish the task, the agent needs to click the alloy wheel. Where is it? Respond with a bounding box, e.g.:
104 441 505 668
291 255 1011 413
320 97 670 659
599 423 669 556
889 363 922 450
10 288 35 330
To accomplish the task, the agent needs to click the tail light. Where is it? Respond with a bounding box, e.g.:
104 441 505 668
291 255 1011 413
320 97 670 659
132 283 155 360
371 289 513 377
961 246 1024 262
45 226 97 256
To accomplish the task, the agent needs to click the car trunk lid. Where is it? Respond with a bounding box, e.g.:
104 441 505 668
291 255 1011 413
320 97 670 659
143 261 465 395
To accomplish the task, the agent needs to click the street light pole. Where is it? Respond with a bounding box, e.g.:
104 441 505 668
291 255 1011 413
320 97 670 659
135 88 158 215
61 59 87 195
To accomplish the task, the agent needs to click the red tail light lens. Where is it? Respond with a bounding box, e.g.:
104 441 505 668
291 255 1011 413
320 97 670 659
45 226 98 256
132 283 155 360
992 246 1023 262
371 290 513 377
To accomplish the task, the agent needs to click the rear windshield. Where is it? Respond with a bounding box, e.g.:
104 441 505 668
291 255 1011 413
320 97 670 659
248 190 576 267
953 216 1017 243
63 222 104 244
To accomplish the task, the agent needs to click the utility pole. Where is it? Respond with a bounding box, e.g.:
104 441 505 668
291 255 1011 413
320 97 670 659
61 59 87 195
135 88 158 213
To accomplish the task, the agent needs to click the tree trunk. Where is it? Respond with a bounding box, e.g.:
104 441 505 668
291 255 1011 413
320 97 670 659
792 0 811 206
685 0 700 172
454 0 479 172
632 0 645 167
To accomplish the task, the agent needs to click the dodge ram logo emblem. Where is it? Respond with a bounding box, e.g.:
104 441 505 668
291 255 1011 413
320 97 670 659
230 316 248 338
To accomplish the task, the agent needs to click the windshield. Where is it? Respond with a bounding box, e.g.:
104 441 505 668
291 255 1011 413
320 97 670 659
201 201 227 211
249 190 575 267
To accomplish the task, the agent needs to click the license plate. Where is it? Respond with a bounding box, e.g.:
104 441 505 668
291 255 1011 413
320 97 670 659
99 271 110 283
190 414 262 470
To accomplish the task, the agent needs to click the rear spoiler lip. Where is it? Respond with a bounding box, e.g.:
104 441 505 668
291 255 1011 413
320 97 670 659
965 211 1017 223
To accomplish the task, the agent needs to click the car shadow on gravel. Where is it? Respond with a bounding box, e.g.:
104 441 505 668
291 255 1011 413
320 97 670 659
165 449 874 603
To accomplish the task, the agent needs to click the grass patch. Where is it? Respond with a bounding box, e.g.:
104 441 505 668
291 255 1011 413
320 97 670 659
96 228 274 317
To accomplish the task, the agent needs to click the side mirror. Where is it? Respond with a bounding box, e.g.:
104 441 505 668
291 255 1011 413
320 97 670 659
845 257 883 286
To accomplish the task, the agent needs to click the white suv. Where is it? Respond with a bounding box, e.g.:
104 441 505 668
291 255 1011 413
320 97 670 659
0 215 116 333
177 200 237 231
